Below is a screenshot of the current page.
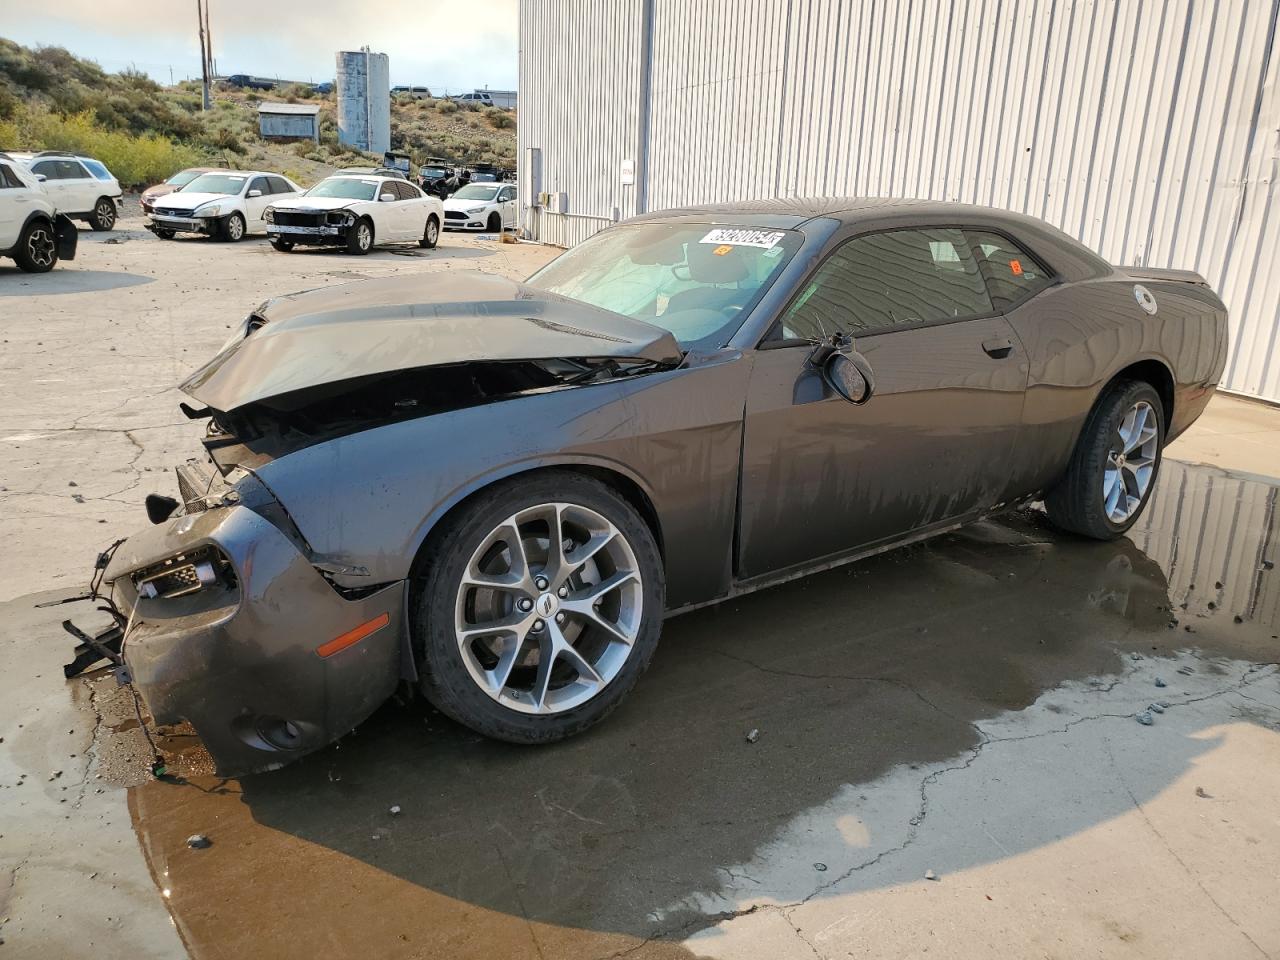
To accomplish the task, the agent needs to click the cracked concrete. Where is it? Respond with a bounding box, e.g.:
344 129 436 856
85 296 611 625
4 212 1280 959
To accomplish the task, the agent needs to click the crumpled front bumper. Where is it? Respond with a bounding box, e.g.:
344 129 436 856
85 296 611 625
105 503 406 775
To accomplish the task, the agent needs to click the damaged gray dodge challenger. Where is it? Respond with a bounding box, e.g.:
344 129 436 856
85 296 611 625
66 198 1228 774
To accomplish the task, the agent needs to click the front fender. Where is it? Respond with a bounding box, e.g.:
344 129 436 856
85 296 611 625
251 356 750 609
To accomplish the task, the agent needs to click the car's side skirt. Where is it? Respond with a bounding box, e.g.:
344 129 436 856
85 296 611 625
664 497 1036 620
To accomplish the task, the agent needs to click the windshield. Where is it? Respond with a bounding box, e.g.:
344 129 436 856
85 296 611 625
306 178 379 200
184 173 248 195
167 169 205 187
420 166 447 178
528 222 802 349
453 184 500 201
469 172 498 182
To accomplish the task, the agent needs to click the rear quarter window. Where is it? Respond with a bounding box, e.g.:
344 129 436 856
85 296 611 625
965 230 1055 310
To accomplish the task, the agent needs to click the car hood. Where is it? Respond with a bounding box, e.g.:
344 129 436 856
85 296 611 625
269 196 362 211
444 196 497 210
142 184 178 201
154 191 234 210
180 271 684 412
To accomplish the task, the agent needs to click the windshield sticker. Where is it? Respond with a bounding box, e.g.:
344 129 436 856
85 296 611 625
712 244 733 256
699 228 786 249
1010 259 1024 276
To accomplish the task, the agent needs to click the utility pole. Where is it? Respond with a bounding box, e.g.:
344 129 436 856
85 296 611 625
203 0 215 86
196 0 210 110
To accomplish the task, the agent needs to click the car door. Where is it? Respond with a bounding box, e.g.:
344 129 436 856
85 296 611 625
243 176 271 230
0 162 27 246
29 159 72 212
498 185 517 228
737 226 1030 580
394 180 427 238
56 159 96 213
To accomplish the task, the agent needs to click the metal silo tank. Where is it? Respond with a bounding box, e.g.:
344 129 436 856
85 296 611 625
336 49 390 154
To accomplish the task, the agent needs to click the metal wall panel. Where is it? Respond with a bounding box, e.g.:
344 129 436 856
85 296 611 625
519 0 1279 401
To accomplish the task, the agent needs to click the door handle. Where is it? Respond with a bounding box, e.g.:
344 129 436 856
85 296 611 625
982 337 1015 359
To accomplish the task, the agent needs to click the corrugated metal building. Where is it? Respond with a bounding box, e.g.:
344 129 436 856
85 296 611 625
257 102 320 142
518 0 1280 402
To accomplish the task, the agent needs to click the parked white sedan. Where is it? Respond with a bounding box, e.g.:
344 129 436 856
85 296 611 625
147 171 302 242
442 183 517 232
265 174 444 254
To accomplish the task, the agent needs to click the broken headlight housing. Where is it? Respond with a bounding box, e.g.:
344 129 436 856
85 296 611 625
325 210 355 226
132 546 236 600
264 207 275 222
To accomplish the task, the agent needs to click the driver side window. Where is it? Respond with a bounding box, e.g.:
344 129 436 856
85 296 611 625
778 228 992 340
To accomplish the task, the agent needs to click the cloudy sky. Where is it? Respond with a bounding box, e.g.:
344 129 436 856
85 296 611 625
0 0 518 93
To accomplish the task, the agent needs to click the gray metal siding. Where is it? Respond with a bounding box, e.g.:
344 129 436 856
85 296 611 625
259 114 318 140
337 50 391 155
519 0 1280 402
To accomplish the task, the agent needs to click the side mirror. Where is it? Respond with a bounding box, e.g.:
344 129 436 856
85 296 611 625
35 173 47 182
247 188 263 198
822 350 874 404
380 192 396 202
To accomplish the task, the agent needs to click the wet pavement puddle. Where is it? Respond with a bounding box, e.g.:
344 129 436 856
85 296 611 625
62 461 1280 957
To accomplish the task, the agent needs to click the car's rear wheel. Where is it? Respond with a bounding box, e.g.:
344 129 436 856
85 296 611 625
270 238 294 252
486 212 501 233
1044 379 1164 540
420 215 440 249
347 218 373 254
14 219 58 272
89 198 116 231
220 212 246 242
415 472 664 743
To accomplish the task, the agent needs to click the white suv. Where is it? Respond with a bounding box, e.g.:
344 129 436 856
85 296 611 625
10 152 123 231
0 153 78 272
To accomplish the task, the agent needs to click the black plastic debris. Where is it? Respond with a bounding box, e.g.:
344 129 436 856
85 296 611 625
186 834 212 849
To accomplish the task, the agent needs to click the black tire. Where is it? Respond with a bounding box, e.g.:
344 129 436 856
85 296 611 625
154 228 176 240
419 215 440 249
486 212 502 233
346 217 373 254
219 212 246 242
89 197 116 231
270 238 294 252
414 472 665 744
1043 379 1164 540
13 218 59 272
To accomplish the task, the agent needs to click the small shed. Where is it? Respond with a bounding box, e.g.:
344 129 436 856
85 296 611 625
257 102 321 142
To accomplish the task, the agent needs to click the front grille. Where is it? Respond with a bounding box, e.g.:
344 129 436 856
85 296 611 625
158 208 197 218
175 458 221 513
273 211 325 227
444 210 467 220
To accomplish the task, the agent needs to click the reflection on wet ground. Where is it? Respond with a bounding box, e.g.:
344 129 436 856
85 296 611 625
124 460 1279 959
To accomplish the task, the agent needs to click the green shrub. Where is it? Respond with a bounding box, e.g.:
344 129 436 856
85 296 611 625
6 106 202 187
487 110 514 129
210 127 245 153
435 99 459 115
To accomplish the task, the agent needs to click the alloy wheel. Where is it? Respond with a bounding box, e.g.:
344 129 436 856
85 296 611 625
1103 400 1159 522
26 226 55 268
95 200 115 228
358 223 372 251
454 502 643 714
426 219 438 246
227 215 244 240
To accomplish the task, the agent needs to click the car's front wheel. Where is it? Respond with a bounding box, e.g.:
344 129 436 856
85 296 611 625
487 211 502 233
415 472 664 743
347 218 373 254
220 212 246 242
13 219 58 272
1044 379 1164 539
89 198 116 231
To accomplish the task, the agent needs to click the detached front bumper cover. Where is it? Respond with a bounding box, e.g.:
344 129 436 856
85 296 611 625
99 500 406 775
